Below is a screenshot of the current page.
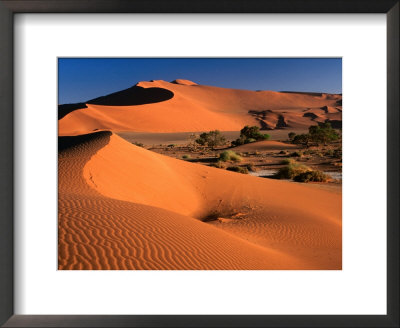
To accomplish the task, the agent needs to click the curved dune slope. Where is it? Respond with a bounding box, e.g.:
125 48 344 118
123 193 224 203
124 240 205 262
59 132 341 270
59 80 342 135
231 140 298 152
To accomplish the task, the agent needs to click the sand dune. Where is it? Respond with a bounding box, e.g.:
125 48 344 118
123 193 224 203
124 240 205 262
231 140 298 152
59 80 342 136
58 131 341 270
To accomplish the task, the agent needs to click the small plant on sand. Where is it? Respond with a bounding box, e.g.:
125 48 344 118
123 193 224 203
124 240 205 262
132 141 144 147
245 163 256 172
227 166 249 174
274 163 311 179
279 150 288 155
219 150 242 162
280 158 295 165
195 130 226 149
211 161 226 169
182 154 191 160
288 132 296 141
293 170 328 182
289 151 302 157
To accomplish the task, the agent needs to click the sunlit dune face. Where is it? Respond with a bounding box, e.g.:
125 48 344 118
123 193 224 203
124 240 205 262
58 80 341 136
58 131 341 270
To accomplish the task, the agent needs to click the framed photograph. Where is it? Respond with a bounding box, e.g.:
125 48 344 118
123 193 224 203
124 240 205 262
0 1 398 327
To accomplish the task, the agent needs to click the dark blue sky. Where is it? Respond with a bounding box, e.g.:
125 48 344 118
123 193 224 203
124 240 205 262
58 58 342 104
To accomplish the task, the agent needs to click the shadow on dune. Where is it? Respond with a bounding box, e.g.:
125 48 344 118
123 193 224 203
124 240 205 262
58 103 88 120
58 86 174 120
87 86 174 106
58 131 112 152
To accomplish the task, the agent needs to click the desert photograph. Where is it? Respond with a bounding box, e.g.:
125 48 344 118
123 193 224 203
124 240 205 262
58 58 342 270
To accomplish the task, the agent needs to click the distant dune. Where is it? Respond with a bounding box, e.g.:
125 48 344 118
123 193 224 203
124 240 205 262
58 131 341 270
58 79 342 136
231 140 298 152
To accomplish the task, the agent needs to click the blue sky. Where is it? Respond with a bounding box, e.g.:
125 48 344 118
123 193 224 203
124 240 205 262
58 58 342 104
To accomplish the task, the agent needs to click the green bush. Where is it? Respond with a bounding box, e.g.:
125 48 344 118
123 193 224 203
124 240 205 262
293 170 328 182
231 126 271 146
227 166 249 174
274 163 311 179
308 122 340 145
182 154 191 160
219 150 242 162
195 130 226 149
210 161 226 168
292 133 311 147
292 123 340 147
288 132 296 141
280 158 295 165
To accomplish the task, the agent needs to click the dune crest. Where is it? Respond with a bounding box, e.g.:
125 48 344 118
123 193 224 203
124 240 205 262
59 80 342 135
171 79 198 85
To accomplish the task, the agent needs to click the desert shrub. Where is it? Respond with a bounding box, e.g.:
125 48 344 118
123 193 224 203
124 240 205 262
240 125 269 139
195 130 226 149
210 161 226 169
274 163 311 179
231 136 246 147
308 122 340 145
293 170 328 182
280 158 295 165
289 151 302 157
288 132 296 141
132 142 144 147
245 163 256 172
227 166 248 174
167 144 176 148
279 150 288 155
291 123 340 147
333 147 342 159
240 125 263 140
325 149 335 157
231 126 271 146
219 150 242 162
292 133 312 147
182 154 191 160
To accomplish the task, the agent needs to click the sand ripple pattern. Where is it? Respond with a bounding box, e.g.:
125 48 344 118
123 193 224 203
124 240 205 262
59 131 341 270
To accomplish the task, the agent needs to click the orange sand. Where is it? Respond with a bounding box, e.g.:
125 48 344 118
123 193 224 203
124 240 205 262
231 140 298 152
58 80 342 136
58 131 341 270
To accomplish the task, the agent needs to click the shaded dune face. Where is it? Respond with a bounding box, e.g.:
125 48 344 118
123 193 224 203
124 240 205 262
87 86 174 106
58 103 87 120
58 132 342 270
58 86 174 120
58 80 342 135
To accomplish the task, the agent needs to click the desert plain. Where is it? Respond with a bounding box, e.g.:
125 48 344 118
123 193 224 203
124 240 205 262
58 79 342 270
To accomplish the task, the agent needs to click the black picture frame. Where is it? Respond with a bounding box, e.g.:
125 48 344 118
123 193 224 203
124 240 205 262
0 1 398 327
